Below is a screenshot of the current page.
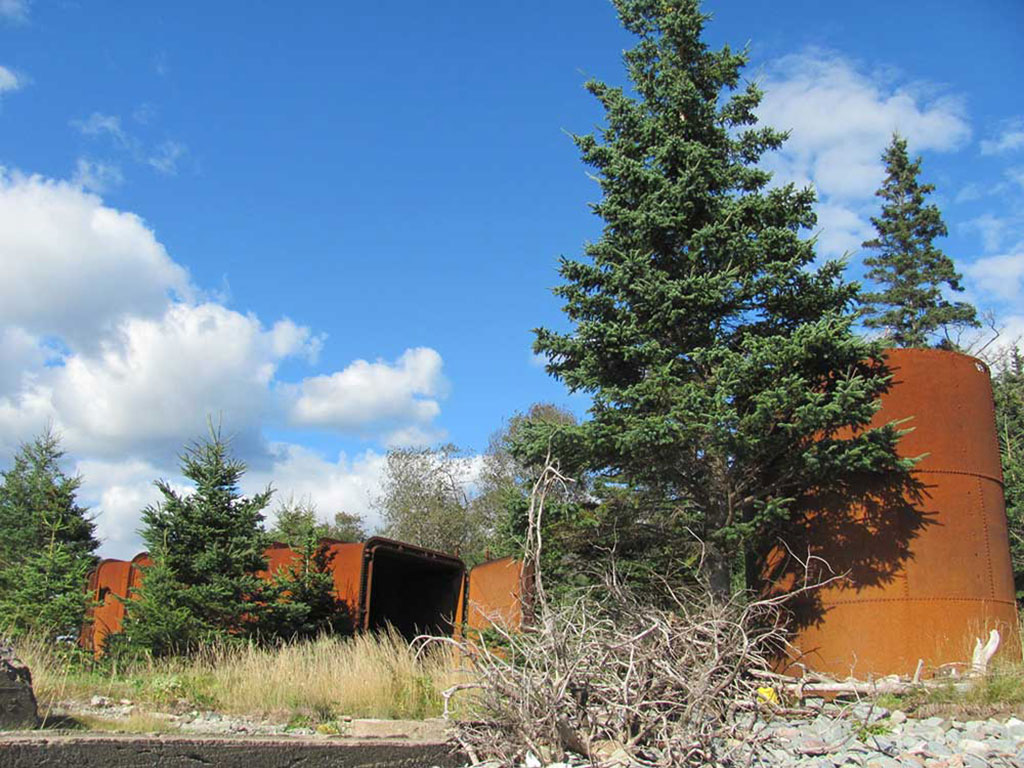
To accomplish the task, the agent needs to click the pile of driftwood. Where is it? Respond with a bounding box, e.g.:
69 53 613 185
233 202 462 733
425 456 1009 767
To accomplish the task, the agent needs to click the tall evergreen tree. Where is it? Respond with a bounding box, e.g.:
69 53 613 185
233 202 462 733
992 349 1024 599
119 430 275 654
861 135 978 347
0 429 98 637
530 0 908 599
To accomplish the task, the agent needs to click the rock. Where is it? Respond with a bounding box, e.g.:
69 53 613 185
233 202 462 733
90 695 110 708
890 711 908 725
0 650 38 729
956 739 988 756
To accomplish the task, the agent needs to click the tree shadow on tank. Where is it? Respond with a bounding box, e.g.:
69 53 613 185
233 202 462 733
757 465 935 632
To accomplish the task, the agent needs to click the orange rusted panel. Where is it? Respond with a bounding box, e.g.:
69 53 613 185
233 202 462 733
323 541 365 610
768 348 1021 678
466 557 524 630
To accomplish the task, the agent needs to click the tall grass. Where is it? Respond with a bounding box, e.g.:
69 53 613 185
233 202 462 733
15 630 456 722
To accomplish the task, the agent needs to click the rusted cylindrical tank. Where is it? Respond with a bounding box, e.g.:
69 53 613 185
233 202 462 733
769 348 1020 678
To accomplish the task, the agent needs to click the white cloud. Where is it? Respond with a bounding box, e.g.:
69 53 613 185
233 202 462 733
0 65 22 93
0 168 452 554
963 213 1010 253
0 0 28 23
81 444 393 559
981 119 1024 156
965 242 1024 302
72 157 123 193
812 200 874 258
147 140 188 175
756 50 970 258
384 424 448 448
76 457 166 557
72 113 189 178
72 112 128 145
0 326 44 396
0 302 320 461
0 170 191 345
247 444 388 537
288 347 449 434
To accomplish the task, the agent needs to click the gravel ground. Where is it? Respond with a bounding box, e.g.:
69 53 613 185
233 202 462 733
48 696 1024 766
479 702 1024 767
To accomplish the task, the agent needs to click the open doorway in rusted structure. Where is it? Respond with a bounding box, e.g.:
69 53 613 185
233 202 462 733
361 538 465 641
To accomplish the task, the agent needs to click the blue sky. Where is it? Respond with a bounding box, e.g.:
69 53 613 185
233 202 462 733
1 0 1022 557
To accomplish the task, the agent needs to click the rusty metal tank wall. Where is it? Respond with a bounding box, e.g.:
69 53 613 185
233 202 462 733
770 348 1020 678
465 557 524 631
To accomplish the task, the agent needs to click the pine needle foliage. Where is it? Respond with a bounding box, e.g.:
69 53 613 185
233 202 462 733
993 350 1024 599
120 430 275 655
0 429 98 638
530 0 908 598
861 134 979 348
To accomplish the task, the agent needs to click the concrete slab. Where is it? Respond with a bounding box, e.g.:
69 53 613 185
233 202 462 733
0 732 463 767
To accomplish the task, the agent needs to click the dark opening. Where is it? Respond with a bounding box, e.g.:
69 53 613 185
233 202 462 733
365 546 464 640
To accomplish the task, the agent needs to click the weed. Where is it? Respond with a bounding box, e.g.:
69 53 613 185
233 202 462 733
855 720 892 741
14 628 455 723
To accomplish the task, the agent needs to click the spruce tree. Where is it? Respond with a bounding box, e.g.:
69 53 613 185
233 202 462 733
0 430 98 637
120 430 275 654
992 349 1024 599
861 135 978 347
531 0 907 599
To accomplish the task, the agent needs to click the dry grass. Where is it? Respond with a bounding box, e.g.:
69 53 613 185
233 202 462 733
72 712 179 733
15 630 455 723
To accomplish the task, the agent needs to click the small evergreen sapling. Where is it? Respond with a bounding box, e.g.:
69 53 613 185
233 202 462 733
861 135 979 348
0 430 98 638
121 430 275 654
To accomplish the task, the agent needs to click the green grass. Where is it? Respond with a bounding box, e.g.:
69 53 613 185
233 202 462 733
872 662 1024 719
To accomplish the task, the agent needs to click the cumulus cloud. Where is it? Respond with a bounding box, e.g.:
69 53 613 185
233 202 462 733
0 167 452 554
981 119 1024 156
0 170 191 345
756 50 971 258
287 347 449 434
247 444 388 535
76 457 169 557
0 303 321 461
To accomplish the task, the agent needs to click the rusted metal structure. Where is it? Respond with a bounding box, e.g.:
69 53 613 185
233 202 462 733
82 537 465 652
766 348 1020 678
80 554 151 653
464 557 525 630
